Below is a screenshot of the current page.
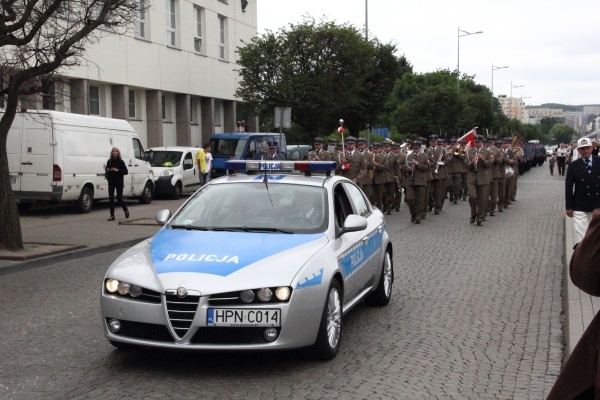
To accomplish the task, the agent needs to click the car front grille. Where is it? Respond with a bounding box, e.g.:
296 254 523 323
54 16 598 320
165 294 200 339
191 327 281 344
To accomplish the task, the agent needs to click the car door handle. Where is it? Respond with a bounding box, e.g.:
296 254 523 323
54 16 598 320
362 237 369 243
134 164 139 167
21 161 33 165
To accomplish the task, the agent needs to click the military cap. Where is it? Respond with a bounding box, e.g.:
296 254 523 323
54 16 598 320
383 141 392 147
429 134 439 141
267 140 278 147
356 137 367 144
439 138 446 144
494 140 504 146
314 137 324 144
392 143 400 149
328 138 338 144
404 138 412 143
449 138 457 144
420 137 428 143
473 135 484 142
459 139 467 144
345 136 357 144
412 141 421 148
372 142 381 149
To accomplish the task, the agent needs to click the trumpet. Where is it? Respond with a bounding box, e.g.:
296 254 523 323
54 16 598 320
434 150 445 174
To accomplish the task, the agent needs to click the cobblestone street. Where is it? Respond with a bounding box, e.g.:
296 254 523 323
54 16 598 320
0 164 565 399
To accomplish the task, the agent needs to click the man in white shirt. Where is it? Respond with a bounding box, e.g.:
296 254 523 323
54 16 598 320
203 143 212 184
556 143 568 176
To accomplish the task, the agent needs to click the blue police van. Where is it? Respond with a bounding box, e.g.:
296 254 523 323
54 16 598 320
209 133 288 178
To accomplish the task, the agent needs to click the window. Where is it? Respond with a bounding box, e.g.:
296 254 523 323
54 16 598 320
89 85 100 115
128 90 136 119
161 95 166 120
218 15 227 60
134 0 146 38
166 0 177 47
214 100 223 126
133 138 144 160
190 97 199 124
342 182 371 217
194 7 204 54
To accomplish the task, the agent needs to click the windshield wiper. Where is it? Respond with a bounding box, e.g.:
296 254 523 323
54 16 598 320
170 224 209 231
212 226 294 234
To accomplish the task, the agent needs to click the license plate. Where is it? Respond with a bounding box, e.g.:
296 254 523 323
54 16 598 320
207 308 280 327
10 176 17 184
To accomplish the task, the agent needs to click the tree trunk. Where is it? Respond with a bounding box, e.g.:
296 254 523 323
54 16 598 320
0 94 24 250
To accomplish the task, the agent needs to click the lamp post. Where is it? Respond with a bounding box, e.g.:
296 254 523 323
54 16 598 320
365 0 368 41
457 27 483 90
510 82 524 119
491 64 508 108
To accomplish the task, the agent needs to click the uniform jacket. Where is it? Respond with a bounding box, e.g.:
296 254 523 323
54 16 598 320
395 152 406 184
263 153 285 160
430 146 447 180
466 147 492 185
385 152 398 183
424 148 434 181
360 150 375 186
548 209 600 400
335 150 367 182
307 149 331 161
105 158 128 187
497 149 508 179
490 147 503 179
373 152 388 185
565 155 600 212
405 151 429 186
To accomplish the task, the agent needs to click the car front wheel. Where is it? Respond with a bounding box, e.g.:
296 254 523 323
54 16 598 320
365 250 393 306
311 279 342 360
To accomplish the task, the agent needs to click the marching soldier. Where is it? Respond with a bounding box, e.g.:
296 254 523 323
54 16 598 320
405 141 430 224
328 138 341 167
392 143 405 211
496 139 508 213
466 135 492 226
457 139 469 201
383 142 397 215
502 139 516 208
446 138 459 203
335 136 367 185
488 138 502 216
357 137 375 201
307 137 331 161
428 135 447 215
423 137 434 218
372 142 388 210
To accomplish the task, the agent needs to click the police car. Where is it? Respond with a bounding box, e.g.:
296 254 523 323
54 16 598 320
101 160 393 359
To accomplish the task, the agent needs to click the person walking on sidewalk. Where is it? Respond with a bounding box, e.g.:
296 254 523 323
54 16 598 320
105 147 129 221
548 209 600 399
549 152 556 176
565 137 600 245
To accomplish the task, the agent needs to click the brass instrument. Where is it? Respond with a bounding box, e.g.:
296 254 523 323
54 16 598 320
406 153 415 179
514 146 523 158
434 149 445 174
453 143 461 156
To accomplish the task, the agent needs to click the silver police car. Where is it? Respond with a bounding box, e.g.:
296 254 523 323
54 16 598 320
101 161 393 359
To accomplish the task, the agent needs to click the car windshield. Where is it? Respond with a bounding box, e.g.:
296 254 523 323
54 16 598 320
145 151 183 167
210 139 248 157
170 183 327 233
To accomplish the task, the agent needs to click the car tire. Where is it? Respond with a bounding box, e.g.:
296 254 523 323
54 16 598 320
17 202 32 213
109 340 137 351
138 181 153 204
75 187 93 213
172 182 182 200
311 279 342 360
365 250 393 307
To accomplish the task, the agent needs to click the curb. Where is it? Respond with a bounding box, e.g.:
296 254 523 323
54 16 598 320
0 236 150 277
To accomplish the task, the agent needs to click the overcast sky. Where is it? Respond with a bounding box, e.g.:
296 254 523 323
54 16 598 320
257 0 600 107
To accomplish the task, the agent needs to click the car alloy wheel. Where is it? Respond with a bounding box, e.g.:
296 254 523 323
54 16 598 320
383 252 393 299
365 250 393 306
326 286 342 349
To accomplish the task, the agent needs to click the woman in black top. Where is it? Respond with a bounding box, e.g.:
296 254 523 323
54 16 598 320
105 147 129 221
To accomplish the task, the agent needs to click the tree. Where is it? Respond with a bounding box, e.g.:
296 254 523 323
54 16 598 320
0 0 141 249
549 123 577 145
235 18 411 143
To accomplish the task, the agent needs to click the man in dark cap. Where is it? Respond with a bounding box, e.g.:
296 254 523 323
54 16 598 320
487 137 502 217
371 142 388 210
405 141 430 224
328 138 340 164
391 143 405 211
466 135 492 226
428 135 447 215
308 137 331 161
357 137 375 200
456 139 469 201
264 140 285 160
382 142 397 214
335 136 367 185
495 139 509 213
446 138 459 203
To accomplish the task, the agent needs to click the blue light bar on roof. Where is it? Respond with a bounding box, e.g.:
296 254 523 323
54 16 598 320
224 160 336 173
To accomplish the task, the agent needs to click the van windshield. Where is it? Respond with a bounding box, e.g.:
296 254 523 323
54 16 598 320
145 151 183 167
210 139 247 157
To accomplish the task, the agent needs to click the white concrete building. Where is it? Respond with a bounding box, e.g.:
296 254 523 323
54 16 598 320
25 0 257 148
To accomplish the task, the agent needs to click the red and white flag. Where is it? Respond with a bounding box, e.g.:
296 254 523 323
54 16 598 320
458 127 477 146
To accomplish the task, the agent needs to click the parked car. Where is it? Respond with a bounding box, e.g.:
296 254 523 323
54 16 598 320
101 160 393 360
6 110 154 212
145 147 203 199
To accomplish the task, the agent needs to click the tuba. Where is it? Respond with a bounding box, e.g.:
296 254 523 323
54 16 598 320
514 146 523 158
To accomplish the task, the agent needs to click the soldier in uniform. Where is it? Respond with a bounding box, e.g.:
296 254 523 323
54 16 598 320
264 141 285 160
383 142 397 215
423 137 434 217
466 135 492 226
487 138 502 217
335 136 367 185
457 139 469 201
328 139 341 166
372 142 388 210
405 141 430 224
357 137 375 200
446 138 458 203
495 139 508 213
428 135 447 215
503 139 517 208
307 137 331 161
392 143 405 211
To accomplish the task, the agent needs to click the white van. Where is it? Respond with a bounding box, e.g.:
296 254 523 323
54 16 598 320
145 146 203 199
6 110 154 212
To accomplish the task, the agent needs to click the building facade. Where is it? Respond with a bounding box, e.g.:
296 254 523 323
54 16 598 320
24 0 257 149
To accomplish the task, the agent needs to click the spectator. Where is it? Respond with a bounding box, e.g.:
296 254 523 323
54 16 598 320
105 147 129 221
203 143 212 184
556 143 568 176
195 146 206 184
549 152 556 176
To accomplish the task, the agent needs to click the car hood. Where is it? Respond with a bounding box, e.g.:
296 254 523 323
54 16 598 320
107 229 328 295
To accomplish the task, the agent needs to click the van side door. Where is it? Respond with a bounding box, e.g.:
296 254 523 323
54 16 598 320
20 114 54 196
182 151 200 192
7 119 22 192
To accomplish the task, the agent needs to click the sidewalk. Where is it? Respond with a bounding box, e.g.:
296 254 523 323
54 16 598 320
565 215 599 356
0 197 187 274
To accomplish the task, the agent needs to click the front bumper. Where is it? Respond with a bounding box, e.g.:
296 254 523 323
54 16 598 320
101 284 326 350
152 176 177 196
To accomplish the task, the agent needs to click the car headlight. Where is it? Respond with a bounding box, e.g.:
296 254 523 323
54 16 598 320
257 287 272 302
106 279 119 293
118 281 130 295
160 169 174 177
275 287 291 301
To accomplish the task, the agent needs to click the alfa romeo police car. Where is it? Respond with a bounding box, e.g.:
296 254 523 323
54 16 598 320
101 160 393 359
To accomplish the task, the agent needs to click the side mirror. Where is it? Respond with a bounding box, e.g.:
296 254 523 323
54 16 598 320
341 214 367 235
155 209 171 226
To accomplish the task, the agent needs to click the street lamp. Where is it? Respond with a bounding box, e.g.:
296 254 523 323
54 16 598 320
457 27 483 90
491 64 508 107
510 82 524 119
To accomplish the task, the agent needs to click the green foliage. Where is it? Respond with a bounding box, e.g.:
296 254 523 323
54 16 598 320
548 123 577 144
235 17 412 144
